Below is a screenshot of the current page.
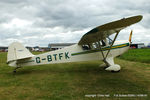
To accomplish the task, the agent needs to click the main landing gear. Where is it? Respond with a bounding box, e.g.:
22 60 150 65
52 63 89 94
102 57 121 72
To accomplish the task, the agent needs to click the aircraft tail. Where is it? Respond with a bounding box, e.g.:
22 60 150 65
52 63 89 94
7 42 34 67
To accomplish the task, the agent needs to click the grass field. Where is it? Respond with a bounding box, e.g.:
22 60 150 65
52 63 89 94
118 48 150 63
0 51 150 100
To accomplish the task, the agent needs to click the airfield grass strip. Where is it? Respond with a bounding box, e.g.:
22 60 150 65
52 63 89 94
0 52 150 99
118 48 150 63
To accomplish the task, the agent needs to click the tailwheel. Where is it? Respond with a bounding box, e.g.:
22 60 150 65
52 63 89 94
13 66 21 73
13 70 16 73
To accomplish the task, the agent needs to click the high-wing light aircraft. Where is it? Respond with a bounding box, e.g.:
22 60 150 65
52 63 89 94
7 15 143 73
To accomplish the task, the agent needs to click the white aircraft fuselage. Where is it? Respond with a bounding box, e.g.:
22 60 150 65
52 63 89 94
9 41 129 70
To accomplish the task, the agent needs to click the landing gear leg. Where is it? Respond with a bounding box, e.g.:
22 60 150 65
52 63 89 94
103 57 121 72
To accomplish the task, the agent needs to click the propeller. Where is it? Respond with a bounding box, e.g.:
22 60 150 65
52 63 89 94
129 30 133 43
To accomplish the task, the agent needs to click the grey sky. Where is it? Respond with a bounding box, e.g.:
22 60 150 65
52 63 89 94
0 0 149 46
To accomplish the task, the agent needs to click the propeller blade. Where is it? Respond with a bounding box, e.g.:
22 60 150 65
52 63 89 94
129 30 133 43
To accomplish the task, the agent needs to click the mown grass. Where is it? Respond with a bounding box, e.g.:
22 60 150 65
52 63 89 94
119 48 150 63
0 52 150 100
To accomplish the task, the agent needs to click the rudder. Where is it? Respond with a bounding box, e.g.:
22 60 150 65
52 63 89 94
7 42 34 67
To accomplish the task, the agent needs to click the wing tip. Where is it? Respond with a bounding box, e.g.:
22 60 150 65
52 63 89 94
132 15 143 22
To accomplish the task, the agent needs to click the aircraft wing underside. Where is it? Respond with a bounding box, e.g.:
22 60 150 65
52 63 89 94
78 15 143 45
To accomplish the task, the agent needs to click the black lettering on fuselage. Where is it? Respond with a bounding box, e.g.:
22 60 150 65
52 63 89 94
36 52 70 64
53 54 57 61
47 55 52 62
59 53 63 60
65 52 70 59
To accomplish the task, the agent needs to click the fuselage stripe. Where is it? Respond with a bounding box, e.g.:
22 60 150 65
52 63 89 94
71 43 129 56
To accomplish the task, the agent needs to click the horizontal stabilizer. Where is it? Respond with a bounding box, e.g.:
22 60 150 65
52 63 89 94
7 42 34 64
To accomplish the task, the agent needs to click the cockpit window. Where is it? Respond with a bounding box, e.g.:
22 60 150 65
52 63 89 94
101 40 106 46
82 39 109 50
82 45 90 50
107 37 113 45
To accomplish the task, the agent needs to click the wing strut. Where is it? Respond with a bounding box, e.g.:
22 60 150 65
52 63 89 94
104 31 120 59
97 41 105 59
97 31 120 61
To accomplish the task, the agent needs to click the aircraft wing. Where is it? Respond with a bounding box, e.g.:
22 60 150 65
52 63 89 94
78 15 143 45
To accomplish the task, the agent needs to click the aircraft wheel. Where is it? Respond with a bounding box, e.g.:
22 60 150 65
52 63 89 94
111 70 120 73
105 64 121 72
13 70 16 73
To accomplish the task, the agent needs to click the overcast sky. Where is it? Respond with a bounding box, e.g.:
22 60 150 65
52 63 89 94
0 0 150 47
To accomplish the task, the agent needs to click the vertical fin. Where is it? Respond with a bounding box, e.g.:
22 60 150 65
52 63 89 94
7 42 34 64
